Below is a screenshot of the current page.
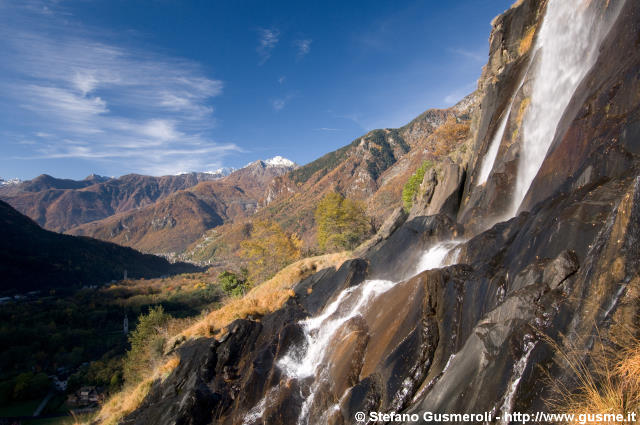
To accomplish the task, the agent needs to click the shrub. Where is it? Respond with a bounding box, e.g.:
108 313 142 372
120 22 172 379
218 270 249 297
402 160 434 212
431 116 470 156
546 331 640 424
12 372 50 401
123 306 170 385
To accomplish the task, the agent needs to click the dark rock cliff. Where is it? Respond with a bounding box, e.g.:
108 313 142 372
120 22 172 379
115 0 640 424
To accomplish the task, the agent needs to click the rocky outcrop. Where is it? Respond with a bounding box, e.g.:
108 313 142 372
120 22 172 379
119 0 640 424
352 207 408 257
122 174 640 425
409 159 465 219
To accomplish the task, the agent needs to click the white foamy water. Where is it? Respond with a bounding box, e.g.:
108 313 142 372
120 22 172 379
412 240 463 275
477 108 510 186
511 0 620 215
499 338 537 424
263 241 461 424
278 278 395 381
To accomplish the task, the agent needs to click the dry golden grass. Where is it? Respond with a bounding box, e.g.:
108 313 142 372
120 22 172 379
89 253 349 425
546 332 640 424
180 252 351 339
90 355 180 425
518 26 536 56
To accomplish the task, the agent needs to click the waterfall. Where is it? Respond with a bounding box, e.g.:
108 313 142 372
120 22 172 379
498 337 537 424
411 240 461 275
288 242 459 425
476 105 511 186
241 3 624 424
243 242 462 425
476 69 530 187
510 0 620 215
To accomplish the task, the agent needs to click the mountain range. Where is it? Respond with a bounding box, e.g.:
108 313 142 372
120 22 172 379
2 0 639 422
0 103 474 261
0 157 297 254
100 0 640 423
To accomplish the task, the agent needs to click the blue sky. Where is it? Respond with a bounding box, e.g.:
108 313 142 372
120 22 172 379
0 0 514 180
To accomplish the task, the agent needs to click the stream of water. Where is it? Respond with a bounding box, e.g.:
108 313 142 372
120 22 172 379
510 0 619 215
243 1 623 423
243 242 461 425
476 67 527 188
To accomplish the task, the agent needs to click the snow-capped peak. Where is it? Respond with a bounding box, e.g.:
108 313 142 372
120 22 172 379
265 156 296 168
0 177 21 186
205 167 235 177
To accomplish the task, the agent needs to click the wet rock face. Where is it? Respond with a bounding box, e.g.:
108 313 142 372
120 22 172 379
520 0 640 212
366 214 462 281
458 0 547 230
122 1 640 424
123 175 640 424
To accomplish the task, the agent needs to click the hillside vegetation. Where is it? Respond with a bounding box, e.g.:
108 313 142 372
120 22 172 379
91 252 350 425
0 201 198 294
182 95 476 268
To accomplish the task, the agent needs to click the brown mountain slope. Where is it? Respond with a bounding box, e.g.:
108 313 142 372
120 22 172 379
0 172 222 232
185 94 477 264
66 160 296 254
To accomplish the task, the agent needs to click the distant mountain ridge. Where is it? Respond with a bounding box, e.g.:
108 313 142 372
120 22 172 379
184 96 476 264
0 157 296 236
65 157 298 253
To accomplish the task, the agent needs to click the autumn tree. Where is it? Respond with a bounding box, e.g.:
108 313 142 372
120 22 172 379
240 220 302 284
315 192 372 252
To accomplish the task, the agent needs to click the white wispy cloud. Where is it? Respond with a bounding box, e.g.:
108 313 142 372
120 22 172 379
328 110 368 131
0 2 238 176
271 94 295 112
272 98 287 111
294 39 312 58
257 28 279 65
313 127 341 132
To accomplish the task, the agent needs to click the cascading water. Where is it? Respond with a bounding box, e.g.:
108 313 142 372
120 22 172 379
476 67 530 187
411 240 461 275
476 105 511 186
243 242 462 425
243 3 623 424
510 0 620 215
